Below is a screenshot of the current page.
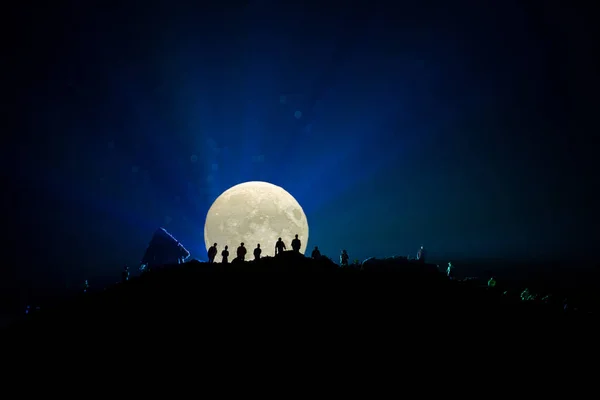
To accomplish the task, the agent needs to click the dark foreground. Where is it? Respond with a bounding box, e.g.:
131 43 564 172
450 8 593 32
5 253 597 350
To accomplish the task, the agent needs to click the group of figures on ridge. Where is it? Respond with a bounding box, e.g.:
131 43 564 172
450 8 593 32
206 234 315 263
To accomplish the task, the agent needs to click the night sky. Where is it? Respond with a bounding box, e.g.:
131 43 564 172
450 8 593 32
8 0 599 294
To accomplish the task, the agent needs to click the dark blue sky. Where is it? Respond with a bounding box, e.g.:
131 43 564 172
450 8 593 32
9 0 599 291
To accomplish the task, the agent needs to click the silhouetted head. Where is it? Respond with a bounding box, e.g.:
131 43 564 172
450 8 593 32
421 245 424 249
278 237 282 241
257 244 260 248
342 249 347 253
225 245 228 250
314 246 318 250
241 242 244 246
295 234 298 238
214 243 217 247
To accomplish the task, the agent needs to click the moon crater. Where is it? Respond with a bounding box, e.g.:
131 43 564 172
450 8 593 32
204 181 309 258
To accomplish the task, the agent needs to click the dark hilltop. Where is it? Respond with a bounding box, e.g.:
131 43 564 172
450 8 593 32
5 251 598 352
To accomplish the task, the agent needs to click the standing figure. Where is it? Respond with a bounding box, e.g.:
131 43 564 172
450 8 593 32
291 234 301 253
275 238 286 256
254 244 262 260
340 250 349 267
83 279 89 293
417 246 426 263
311 246 321 259
221 245 229 264
208 243 218 263
446 262 455 279
122 265 129 283
237 242 247 261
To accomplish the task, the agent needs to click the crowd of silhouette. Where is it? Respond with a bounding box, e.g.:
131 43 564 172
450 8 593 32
4 227 598 342
206 234 322 264
7 251 595 343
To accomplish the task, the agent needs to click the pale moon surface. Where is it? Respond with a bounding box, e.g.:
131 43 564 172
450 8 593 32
204 181 309 258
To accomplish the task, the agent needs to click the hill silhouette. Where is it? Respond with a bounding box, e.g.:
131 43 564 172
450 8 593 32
6 251 593 348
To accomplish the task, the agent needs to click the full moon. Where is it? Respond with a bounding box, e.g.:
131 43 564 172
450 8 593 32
204 181 309 258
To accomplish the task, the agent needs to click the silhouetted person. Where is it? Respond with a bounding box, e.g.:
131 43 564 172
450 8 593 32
237 242 247 261
446 262 454 279
83 279 89 293
311 246 321 259
208 243 218 263
340 250 349 266
221 245 229 264
291 234 301 253
417 246 426 263
254 244 262 260
275 237 286 255
122 266 129 283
